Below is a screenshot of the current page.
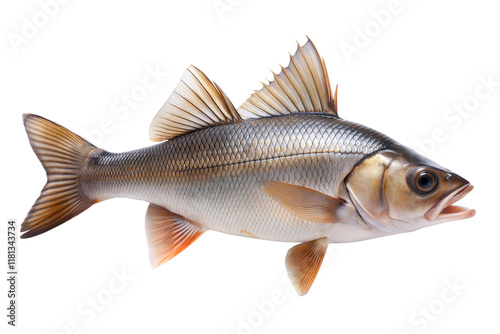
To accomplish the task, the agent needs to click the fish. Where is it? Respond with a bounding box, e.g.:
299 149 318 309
21 38 475 295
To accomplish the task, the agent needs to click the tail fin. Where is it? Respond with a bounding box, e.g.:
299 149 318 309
21 114 97 238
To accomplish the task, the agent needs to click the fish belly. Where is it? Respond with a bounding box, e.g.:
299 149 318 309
162 152 364 242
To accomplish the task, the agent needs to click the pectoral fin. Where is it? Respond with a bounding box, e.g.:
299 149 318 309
145 204 204 268
261 181 346 223
286 238 329 296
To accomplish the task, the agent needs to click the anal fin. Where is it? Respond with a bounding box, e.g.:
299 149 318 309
145 204 204 268
286 238 329 296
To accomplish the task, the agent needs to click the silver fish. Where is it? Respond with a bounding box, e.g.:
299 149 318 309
21 38 475 295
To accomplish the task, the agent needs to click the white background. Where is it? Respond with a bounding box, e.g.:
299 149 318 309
1 0 499 333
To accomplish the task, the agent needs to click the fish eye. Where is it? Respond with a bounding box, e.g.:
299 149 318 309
407 168 439 194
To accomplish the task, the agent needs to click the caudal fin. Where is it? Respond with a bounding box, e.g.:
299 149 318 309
21 114 98 238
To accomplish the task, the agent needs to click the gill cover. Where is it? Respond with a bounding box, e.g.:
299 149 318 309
345 150 398 229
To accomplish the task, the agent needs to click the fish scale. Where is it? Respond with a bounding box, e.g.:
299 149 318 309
80 113 394 241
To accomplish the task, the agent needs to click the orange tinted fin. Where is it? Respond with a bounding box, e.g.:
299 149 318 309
241 230 257 238
286 238 329 296
21 114 98 238
145 204 204 268
261 181 346 223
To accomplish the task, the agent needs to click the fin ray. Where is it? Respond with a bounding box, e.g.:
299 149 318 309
261 182 346 223
21 114 97 238
286 238 329 296
145 204 204 268
238 38 337 119
150 66 242 141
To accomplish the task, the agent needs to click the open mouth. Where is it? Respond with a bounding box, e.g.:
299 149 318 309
425 184 476 222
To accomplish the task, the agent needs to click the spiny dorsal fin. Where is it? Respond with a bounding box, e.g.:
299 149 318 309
237 38 337 119
149 65 242 142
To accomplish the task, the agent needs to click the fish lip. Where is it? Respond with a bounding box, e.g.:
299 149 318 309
425 184 475 222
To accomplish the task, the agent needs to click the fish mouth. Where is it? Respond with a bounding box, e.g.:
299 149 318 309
425 184 475 223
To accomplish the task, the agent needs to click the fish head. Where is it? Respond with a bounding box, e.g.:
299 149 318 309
346 147 475 233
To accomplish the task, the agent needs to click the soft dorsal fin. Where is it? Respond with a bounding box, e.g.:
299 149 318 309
150 65 242 141
237 38 337 119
